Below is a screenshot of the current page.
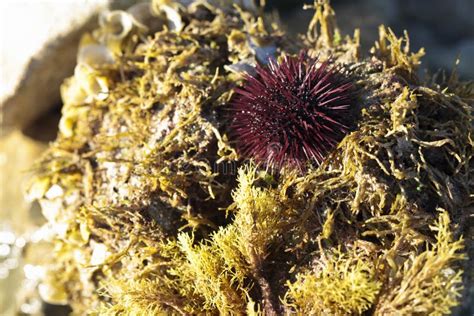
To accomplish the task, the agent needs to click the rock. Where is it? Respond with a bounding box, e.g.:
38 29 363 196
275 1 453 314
397 0 474 44
422 40 474 79
335 0 399 51
404 24 437 52
455 40 474 78
0 0 133 136
282 0 399 53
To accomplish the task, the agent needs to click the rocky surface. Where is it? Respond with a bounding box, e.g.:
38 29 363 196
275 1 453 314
274 3 474 314
0 0 133 135
0 1 472 315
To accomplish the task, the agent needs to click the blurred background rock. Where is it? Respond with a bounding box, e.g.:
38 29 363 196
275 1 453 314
280 0 474 79
0 0 472 315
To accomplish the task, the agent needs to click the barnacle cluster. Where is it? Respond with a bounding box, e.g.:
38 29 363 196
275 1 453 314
28 0 473 315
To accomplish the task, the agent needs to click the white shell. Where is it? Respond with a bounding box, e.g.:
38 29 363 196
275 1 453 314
99 10 134 40
39 199 62 223
225 58 257 76
248 38 277 64
162 5 183 32
74 64 109 101
26 177 50 202
45 184 64 200
127 2 164 33
90 243 110 265
61 77 88 107
77 44 114 67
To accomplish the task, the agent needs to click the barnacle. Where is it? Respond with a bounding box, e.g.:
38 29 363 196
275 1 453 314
27 0 472 314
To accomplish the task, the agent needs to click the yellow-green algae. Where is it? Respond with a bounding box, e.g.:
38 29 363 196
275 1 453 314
28 0 473 315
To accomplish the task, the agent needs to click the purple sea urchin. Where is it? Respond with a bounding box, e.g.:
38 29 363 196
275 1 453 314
231 53 355 169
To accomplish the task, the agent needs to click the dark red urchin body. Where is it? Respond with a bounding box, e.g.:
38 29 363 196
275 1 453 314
230 53 356 169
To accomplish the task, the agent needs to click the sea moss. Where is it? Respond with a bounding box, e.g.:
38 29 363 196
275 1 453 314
28 0 473 315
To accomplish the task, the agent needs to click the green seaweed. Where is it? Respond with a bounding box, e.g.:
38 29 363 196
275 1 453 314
27 0 473 315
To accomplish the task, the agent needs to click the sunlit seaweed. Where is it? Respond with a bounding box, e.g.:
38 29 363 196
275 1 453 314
28 0 472 314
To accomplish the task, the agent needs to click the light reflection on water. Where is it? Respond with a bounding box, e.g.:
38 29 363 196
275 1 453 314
0 225 45 316
0 132 50 315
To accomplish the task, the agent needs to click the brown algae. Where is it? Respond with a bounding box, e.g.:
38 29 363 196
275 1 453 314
28 0 473 315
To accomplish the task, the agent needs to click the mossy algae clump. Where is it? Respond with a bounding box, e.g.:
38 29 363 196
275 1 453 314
28 0 473 314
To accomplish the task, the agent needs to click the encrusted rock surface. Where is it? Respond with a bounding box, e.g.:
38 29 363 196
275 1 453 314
0 0 132 135
26 1 473 315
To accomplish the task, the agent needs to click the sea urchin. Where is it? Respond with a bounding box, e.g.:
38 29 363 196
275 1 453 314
230 53 355 169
